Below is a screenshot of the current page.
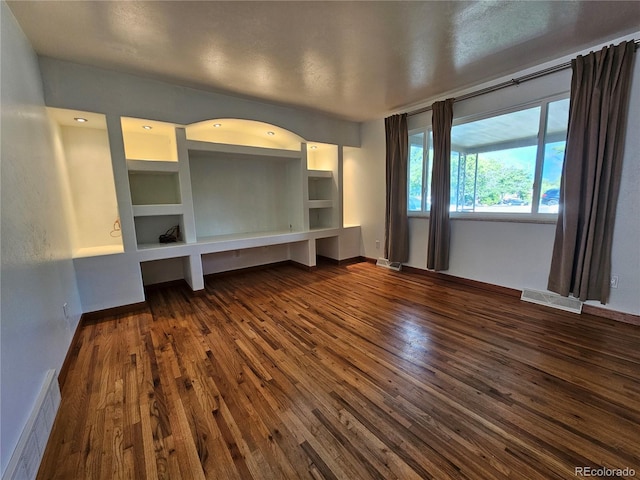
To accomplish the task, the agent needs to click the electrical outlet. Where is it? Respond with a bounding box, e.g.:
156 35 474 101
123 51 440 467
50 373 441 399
610 275 619 289
375 240 380 250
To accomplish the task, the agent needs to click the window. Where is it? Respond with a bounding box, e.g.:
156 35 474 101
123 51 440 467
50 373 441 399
451 106 540 213
408 97 569 218
539 99 569 213
408 131 432 211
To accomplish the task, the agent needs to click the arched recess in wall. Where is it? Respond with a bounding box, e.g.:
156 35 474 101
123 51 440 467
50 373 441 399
186 118 305 150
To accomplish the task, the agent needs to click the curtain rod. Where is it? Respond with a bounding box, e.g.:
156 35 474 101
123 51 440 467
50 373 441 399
407 39 640 117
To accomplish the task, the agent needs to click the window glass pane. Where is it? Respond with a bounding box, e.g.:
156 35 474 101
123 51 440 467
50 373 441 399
408 132 424 211
539 98 569 213
450 107 540 213
425 131 433 212
450 151 460 210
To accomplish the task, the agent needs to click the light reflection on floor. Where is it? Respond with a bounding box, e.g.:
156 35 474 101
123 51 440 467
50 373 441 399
398 314 432 359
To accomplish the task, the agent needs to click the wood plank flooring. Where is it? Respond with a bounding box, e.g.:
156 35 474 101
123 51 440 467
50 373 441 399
38 262 640 479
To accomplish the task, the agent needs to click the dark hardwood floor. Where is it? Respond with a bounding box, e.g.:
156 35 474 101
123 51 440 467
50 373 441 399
38 262 640 479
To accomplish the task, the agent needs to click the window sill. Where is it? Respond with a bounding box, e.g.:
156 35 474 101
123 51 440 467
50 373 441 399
408 211 558 225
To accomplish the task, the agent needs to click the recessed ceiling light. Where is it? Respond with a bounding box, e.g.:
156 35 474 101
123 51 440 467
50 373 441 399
142 125 153 130
267 131 275 136
310 145 318 150
74 117 88 123
213 123 222 128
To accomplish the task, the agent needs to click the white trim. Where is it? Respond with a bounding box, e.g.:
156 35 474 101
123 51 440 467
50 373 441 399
407 92 570 221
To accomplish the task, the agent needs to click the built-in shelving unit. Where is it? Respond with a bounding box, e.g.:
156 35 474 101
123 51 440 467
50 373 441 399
128 173 181 206
188 146 304 241
121 117 178 162
57 109 361 309
184 121 307 249
133 215 184 248
123 118 186 249
186 139 301 158
306 143 339 231
308 169 333 179
186 118 303 151
131 204 184 216
308 200 334 209
308 170 335 217
47 108 124 258
126 160 179 172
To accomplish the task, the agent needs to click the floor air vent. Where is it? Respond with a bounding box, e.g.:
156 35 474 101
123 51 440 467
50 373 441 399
376 258 402 271
521 289 583 314
3 369 60 480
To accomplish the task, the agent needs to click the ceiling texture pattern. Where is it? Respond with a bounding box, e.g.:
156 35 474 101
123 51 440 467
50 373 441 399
7 1 640 122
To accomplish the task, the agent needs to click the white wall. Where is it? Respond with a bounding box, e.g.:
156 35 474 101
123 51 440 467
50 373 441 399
0 3 82 474
348 38 640 316
189 154 298 238
344 121 386 258
202 245 291 276
38 57 360 148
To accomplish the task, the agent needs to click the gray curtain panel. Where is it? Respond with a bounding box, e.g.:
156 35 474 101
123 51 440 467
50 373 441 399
427 99 455 271
548 40 636 303
384 114 409 263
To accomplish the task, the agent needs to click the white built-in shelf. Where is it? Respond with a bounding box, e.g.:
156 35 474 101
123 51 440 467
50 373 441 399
196 230 304 252
129 170 181 206
308 200 334 209
308 169 333 178
73 245 125 259
187 140 301 159
133 214 184 252
307 169 334 209
309 206 336 230
132 204 184 217
127 159 179 172
309 226 335 232
137 241 187 251
197 228 340 246
195 228 341 250
135 228 342 262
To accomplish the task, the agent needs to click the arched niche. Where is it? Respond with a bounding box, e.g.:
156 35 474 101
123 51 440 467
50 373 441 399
186 118 306 151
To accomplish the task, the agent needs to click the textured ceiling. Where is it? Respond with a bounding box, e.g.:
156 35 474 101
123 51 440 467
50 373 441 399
7 1 640 122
